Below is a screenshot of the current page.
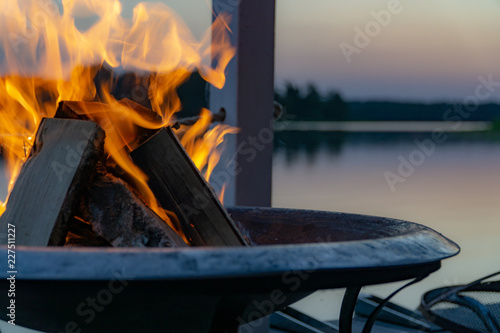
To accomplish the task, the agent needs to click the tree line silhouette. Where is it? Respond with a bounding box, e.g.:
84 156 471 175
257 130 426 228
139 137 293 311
105 70 500 123
115 71 500 123
274 83 349 121
274 83 500 122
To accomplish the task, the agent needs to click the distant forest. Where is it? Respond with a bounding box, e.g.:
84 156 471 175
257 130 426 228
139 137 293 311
274 84 349 121
166 73 500 122
274 83 500 122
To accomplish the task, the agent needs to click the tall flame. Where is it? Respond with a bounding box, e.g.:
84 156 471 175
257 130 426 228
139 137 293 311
180 108 238 183
0 1 236 226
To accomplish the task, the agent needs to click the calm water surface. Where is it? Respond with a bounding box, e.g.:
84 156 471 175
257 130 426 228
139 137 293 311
273 130 500 320
1 130 500 328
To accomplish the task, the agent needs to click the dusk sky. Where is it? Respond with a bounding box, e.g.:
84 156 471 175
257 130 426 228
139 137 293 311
274 0 500 102
4 0 499 102
36 0 500 103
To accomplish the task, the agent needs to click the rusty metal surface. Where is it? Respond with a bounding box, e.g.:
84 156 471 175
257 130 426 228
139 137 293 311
0 207 459 333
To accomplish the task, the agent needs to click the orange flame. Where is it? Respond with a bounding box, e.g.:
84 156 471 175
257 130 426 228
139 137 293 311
180 108 238 203
0 1 236 231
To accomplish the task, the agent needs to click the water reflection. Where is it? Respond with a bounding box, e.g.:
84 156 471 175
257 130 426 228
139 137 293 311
274 130 500 165
274 131 346 164
273 129 500 315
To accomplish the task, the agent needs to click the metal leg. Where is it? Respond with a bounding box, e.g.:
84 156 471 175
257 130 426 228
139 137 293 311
361 276 425 333
339 287 361 333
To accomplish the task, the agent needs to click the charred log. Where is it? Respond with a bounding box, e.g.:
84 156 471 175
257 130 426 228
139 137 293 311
81 172 187 248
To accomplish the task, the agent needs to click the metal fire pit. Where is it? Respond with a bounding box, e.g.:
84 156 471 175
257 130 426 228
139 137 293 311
0 207 459 333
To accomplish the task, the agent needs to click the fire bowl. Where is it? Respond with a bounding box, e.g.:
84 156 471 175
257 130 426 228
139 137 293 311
0 207 459 333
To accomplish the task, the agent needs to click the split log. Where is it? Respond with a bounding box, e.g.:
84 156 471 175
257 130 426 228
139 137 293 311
81 172 187 248
117 98 164 149
0 118 105 246
55 101 111 121
130 127 247 247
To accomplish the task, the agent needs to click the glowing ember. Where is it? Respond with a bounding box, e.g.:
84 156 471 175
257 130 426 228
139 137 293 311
0 1 236 227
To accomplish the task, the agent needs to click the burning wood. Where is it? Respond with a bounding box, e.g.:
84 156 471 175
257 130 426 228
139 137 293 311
0 0 244 249
54 99 246 246
80 170 187 248
131 127 247 246
55 99 162 152
0 118 105 246
0 100 246 248
56 99 228 151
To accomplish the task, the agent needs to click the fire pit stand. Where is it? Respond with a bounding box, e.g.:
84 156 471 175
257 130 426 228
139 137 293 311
0 207 459 333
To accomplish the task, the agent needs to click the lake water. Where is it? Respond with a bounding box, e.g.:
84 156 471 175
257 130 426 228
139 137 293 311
273 130 500 320
2 128 500 330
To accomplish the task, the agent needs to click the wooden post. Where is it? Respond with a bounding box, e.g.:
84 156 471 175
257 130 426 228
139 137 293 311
210 0 276 208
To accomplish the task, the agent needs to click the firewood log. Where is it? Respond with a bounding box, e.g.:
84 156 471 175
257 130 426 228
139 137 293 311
0 118 105 246
81 172 187 248
130 127 247 246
